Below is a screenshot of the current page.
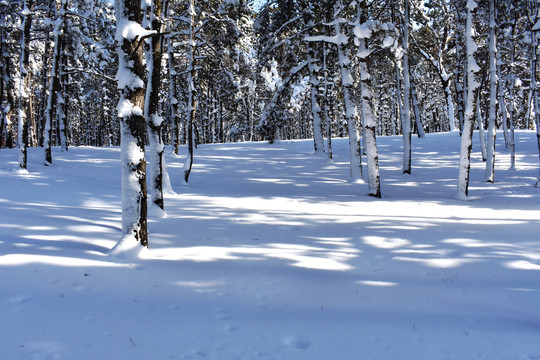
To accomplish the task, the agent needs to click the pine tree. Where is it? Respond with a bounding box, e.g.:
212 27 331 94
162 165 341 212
456 0 481 199
17 0 33 170
110 0 149 253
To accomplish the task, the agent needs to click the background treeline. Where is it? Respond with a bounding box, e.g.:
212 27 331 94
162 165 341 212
1 0 538 150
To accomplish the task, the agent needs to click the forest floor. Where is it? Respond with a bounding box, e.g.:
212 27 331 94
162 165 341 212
1 130 539 360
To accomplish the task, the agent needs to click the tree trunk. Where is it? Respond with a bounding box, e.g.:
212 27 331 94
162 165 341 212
334 7 362 181
110 0 148 252
38 0 53 148
395 66 404 135
0 20 5 148
485 0 497 183
184 0 196 184
58 34 68 152
18 0 33 170
410 78 425 138
530 11 540 185
476 90 486 161
496 51 510 149
401 0 412 174
167 15 179 155
357 1 381 197
456 0 480 200
454 8 466 134
145 0 165 211
302 3 325 155
443 80 457 132
322 43 333 160
44 2 65 165
507 16 518 171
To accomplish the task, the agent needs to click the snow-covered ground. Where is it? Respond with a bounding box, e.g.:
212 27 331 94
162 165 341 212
1 131 539 360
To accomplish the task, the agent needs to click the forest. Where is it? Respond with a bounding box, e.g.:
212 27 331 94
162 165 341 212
2 2 540 358
2 0 540 249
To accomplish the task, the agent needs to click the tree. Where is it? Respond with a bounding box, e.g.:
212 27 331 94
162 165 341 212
44 0 67 165
413 0 457 132
400 0 412 174
1 0 18 149
17 0 33 170
300 1 325 155
144 0 167 212
485 0 497 183
183 0 197 183
453 0 467 133
530 2 540 186
333 0 363 182
110 0 150 253
456 0 481 199
355 0 382 197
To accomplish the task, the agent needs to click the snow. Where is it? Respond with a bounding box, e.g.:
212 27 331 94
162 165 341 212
116 19 155 42
21 5 32 16
1 131 540 359
304 34 348 45
115 64 145 91
150 114 164 127
353 22 372 39
533 18 540 32
382 35 394 48
116 97 143 118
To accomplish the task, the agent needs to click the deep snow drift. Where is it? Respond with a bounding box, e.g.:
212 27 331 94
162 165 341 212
1 131 539 360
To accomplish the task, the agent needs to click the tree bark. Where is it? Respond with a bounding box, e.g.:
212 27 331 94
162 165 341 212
456 0 480 199
184 0 197 184
485 0 497 183
530 9 540 185
111 0 148 251
145 0 165 211
44 1 65 165
410 78 425 138
302 3 325 155
401 0 412 174
357 0 381 197
334 4 362 181
18 0 33 170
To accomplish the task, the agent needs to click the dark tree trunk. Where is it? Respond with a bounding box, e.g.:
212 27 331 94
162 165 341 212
18 0 33 170
146 0 165 210
115 0 148 248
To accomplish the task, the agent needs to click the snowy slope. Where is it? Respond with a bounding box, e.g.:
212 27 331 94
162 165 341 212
0 131 539 360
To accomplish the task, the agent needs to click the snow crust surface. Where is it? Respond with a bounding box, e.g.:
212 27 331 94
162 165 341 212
1 131 539 360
